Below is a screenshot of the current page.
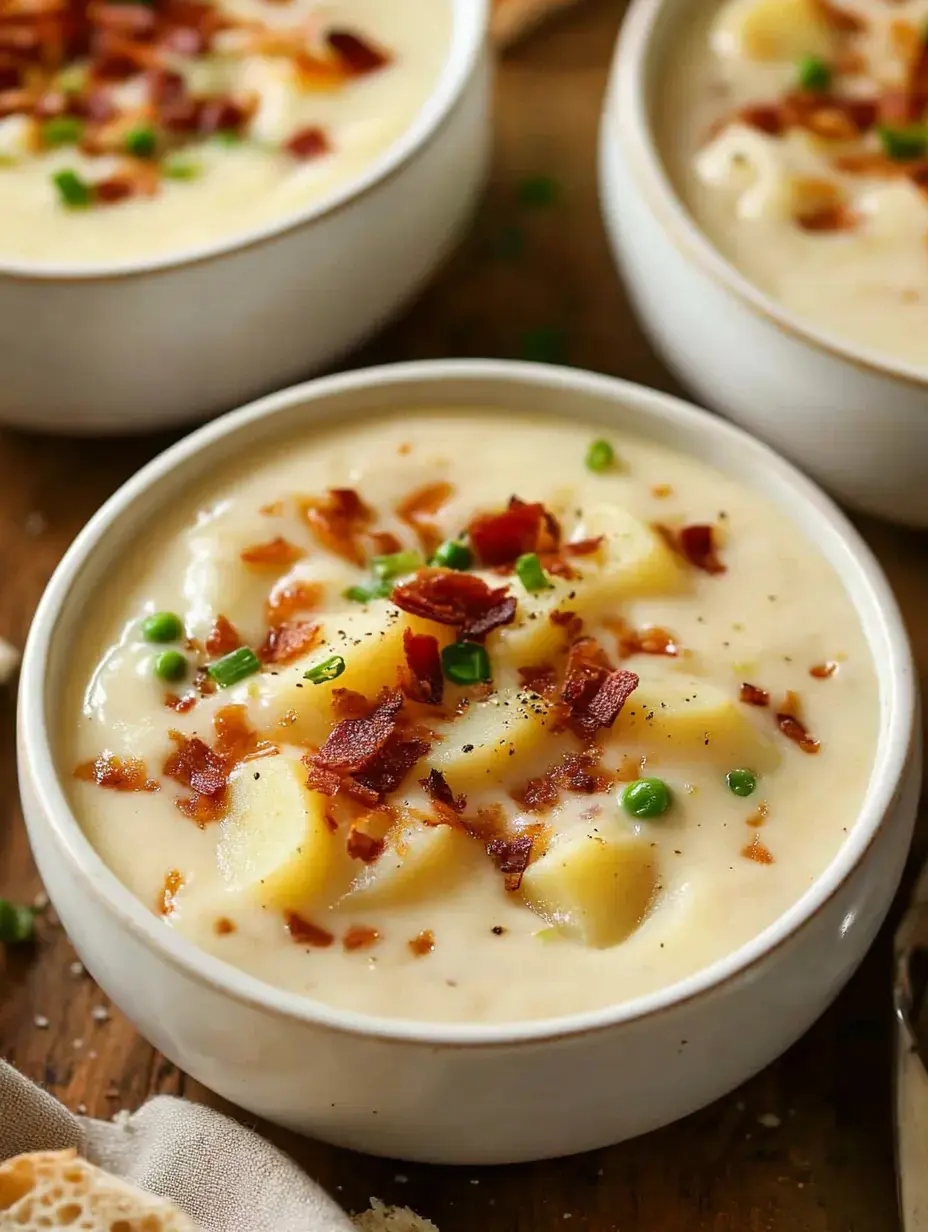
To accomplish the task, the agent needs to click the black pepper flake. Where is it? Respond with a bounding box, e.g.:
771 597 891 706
253 772 261 780
462 743 474 753
492 925 505 936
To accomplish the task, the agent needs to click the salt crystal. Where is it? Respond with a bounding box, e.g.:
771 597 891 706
34 1015 49 1029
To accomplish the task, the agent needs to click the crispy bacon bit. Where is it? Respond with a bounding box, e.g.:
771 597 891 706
327 28 391 74
164 691 198 713
164 732 228 823
610 618 679 659
813 0 864 33
518 664 558 698
400 627 443 705
421 768 466 814
559 637 639 738
240 536 304 569
676 524 726 574
810 661 839 679
314 689 404 772
215 917 236 935
214 704 271 762
738 102 783 136
369 530 403 555
408 929 435 957
742 834 775 865
746 802 770 828
740 682 770 707
160 869 183 916
343 925 381 952
395 482 454 556
776 692 821 755
347 825 385 864
298 488 373 566
351 734 430 799
205 614 241 658
487 834 535 892
468 497 551 567
266 579 323 625
549 609 584 641
74 753 159 792
796 202 858 233
286 124 330 159
285 911 335 947
259 619 322 665
331 688 371 721
391 568 517 641
515 746 611 813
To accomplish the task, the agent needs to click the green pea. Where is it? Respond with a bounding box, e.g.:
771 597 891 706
153 650 187 682
431 539 472 570
622 777 672 820
878 124 927 161
0 898 35 944
726 768 757 797
796 54 831 92
586 438 615 473
141 611 183 643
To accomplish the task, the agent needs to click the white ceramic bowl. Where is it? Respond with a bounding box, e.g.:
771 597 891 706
18 360 920 1164
599 0 928 528
0 2 489 436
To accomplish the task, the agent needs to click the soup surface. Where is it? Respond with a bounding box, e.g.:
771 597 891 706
0 0 449 267
660 0 928 366
65 410 878 1024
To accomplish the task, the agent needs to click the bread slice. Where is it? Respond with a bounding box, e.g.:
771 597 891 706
0 1149 199 1231
491 0 584 45
353 1199 439 1232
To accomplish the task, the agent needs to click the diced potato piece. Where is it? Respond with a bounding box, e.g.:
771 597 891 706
711 0 831 62
252 606 452 744
521 832 657 948
490 576 581 666
342 818 477 907
426 688 555 787
615 672 780 771
572 504 684 605
242 57 302 144
218 755 336 910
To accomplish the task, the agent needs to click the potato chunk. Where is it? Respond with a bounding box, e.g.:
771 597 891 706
571 504 684 606
521 832 657 948
490 576 581 666
252 606 451 744
711 0 831 62
615 672 780 771
426 688 555 787
342 818 476 907
218 755 336 910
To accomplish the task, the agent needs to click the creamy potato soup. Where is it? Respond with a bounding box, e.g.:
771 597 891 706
64 411 877 1024
0 0 448 266
660 0 928 365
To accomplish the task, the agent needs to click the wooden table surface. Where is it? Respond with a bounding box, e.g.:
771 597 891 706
2 2 927 1228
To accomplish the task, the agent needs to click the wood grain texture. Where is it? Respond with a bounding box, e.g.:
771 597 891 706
1 1 926 1227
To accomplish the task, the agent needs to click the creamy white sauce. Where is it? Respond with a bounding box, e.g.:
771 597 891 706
0 0 449 267
63 410 878 1023
658 0 928 366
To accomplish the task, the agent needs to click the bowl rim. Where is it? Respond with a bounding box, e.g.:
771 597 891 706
18 358 916 1048
0 0 487 285
605 0 928 391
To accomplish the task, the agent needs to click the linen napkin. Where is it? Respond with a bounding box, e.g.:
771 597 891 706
0 1060 355 1232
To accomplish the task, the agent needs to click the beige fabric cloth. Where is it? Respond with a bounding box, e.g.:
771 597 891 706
0 1060 355 1232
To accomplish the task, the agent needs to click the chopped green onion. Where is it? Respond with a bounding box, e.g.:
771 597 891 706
726 768 757 797
212 131 242 146
343 579 392 604
0 899 35 944
163 157 201 180
304 655 346 685
52 168 92 208
371 549 422 581
441 641 492 686
207 646 261 688
621 777 672 820
585 438 615 473
878 124 928 161
797 54 831 92
517 174 558 209
42 116 84 147
153 650 187 682
141 611 183 643
515 552 553 593
520 325 567 365
431 539 473 570
125 126 158 158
